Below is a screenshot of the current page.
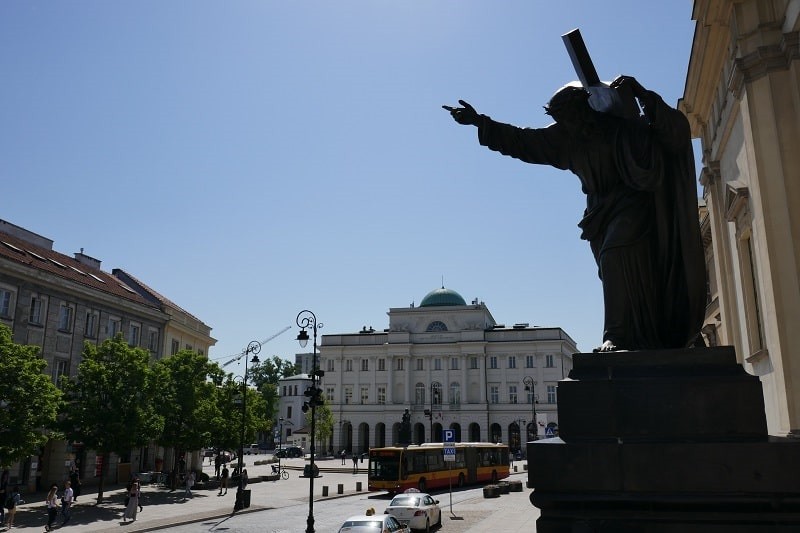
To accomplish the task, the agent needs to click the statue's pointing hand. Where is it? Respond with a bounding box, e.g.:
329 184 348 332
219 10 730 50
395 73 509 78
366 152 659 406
443 100 480 126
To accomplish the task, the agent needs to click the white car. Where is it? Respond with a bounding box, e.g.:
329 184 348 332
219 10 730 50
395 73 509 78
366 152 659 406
338 514 410 533
384 490 441 532
244 444 260 455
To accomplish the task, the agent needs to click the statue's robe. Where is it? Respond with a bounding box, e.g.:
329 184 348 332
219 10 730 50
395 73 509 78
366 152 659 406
476 91 705 350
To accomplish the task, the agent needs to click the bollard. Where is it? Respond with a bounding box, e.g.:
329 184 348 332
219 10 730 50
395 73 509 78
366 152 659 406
322 486 329 497
338 483 344 494
356 481 362 492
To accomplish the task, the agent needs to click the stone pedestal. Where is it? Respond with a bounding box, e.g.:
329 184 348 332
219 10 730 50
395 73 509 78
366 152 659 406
528 347 800 532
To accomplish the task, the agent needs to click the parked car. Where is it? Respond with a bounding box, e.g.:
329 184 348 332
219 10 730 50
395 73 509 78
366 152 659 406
338 514 410 533
245 443 261 455
274 446 304 458
384 490 441 532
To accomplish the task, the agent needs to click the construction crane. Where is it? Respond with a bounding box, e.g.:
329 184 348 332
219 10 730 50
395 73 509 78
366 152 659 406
221 325 291 368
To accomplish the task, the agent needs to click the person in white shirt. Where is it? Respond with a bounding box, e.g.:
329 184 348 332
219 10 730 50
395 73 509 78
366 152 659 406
45 483 59 531
61 480 74 526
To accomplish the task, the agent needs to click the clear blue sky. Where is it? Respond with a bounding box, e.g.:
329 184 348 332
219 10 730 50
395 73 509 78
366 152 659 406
1 1 697 369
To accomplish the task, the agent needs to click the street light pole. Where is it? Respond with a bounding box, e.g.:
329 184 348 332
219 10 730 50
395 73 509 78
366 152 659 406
297 309 322 533
277 417 284 474
235 341 261 512
424 381 441 443
523 376 537 442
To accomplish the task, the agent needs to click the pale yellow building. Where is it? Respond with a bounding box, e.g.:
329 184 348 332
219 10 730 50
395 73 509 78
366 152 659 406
682 0 800 436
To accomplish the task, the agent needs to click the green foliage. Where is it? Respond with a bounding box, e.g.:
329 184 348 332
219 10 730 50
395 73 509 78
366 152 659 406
305 394 334 450
153 350 219 454
249 355 298 423
207 374 270 452
0 324 63 467
61 334 164 456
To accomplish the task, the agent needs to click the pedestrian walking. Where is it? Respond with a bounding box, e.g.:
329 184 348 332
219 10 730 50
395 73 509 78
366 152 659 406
3 485 21 529
60 480 73 526
214 453 221 478
0 469 9 525
241 469 248 489
183 470 195 500
218 465 229 496
352 453 359 474
340 450 346 465
69 469 81 502
122 477 140 522
45 483 59 531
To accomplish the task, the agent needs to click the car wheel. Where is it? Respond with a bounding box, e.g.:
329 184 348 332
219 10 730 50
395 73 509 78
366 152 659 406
435 509 441 528
425 518 430 533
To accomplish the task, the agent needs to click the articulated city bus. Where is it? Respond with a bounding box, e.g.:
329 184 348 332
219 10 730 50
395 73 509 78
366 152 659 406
368 442 510 494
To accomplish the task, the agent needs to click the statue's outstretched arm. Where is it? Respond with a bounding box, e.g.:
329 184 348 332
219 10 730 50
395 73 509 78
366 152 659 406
442 100 481 126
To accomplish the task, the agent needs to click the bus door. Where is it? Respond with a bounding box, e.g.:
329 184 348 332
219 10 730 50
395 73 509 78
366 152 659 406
465 448 478 484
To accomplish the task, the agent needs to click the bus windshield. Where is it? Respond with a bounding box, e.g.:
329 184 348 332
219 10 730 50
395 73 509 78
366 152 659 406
368 451 401 481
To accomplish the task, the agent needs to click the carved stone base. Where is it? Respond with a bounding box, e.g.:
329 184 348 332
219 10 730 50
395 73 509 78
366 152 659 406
528 347 800 532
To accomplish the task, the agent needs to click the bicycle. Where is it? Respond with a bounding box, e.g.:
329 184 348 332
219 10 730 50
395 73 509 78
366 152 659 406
271 464 289 480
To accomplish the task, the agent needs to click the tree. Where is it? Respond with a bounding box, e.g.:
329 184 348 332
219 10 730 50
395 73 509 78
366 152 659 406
305 394 334 455
61 334 163 502
153 349 219 488
249 356 299 422
0 324 62 467
207 373 269 456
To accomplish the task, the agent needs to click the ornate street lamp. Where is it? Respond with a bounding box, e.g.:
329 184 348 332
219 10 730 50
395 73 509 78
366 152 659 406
523 376 538 442
296 309 322 533
234 341 260 511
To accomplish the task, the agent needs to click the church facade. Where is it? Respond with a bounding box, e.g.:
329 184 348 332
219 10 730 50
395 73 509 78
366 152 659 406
682 0 800 437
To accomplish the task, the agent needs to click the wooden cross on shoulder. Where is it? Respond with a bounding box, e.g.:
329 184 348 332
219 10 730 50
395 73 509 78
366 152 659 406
562 28 640 119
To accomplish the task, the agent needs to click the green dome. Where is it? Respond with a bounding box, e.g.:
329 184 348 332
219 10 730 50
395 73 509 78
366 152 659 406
419 287 467 307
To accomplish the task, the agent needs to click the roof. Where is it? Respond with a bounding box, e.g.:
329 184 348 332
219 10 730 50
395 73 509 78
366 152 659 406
0 228 158 309
112 268 208 327
419 287 467 307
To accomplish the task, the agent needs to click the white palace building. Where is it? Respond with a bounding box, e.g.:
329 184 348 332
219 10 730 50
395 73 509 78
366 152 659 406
298 287 578 456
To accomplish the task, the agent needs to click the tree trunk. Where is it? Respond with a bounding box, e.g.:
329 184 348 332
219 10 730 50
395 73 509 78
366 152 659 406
96 451 108 503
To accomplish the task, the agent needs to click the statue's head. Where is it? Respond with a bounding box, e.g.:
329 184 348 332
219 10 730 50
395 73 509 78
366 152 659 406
544 84 591 127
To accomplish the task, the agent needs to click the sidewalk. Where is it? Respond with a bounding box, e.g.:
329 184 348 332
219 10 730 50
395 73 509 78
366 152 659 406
5 458 537 531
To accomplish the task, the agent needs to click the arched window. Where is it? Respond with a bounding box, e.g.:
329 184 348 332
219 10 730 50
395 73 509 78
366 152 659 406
449 382 461 405
415 383 426 405
426 321 448 332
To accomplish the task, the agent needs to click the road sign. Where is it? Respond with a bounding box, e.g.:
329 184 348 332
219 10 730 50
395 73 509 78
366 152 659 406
443 443 456 462
443 429 455 443
545 426 555 438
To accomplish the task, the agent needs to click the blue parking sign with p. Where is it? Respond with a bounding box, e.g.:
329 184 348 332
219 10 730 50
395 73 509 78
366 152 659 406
443 429 455 442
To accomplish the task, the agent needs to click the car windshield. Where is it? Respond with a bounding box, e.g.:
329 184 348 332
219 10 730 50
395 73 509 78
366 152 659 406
340 519 382 529
390 495 421 507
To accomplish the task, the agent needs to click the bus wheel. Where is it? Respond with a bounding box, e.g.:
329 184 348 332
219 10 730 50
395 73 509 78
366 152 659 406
418 478 426 492
457 473 465 488
491 470 498 483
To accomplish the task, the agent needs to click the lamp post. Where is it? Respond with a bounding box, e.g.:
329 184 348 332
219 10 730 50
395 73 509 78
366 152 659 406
424 381 442 443
277 417 284 474
297 309 322 533
234 341 261 512
523 376 537 442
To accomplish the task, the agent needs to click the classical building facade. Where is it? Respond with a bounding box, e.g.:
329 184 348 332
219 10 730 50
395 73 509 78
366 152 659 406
682 0 800 436
0 219 215 490
313 287 577 455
